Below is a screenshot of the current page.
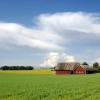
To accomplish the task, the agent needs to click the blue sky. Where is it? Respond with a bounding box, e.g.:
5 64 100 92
0 0 100 25
0 0 100 66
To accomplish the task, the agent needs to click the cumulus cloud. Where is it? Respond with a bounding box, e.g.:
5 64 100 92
40 52 76 67
40 52 59 67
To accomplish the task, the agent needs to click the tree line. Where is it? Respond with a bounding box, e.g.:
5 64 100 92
0 66 34 70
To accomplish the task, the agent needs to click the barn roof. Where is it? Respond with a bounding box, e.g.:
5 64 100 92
55 62 85 70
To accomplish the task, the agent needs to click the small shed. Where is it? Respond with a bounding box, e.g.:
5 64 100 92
86 67 98 74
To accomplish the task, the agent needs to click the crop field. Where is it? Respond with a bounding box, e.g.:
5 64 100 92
0 71 100 100
0 70 52 75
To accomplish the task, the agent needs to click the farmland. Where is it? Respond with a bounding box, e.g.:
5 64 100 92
0 70 100 100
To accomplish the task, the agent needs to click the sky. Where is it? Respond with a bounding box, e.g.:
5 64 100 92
0 0 100 66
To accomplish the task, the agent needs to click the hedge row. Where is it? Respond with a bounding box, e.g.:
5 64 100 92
0 66 34 70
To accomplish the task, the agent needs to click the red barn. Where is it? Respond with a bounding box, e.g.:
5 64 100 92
55 62 86 75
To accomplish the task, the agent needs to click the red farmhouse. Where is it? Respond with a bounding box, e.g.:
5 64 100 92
55 62 86 75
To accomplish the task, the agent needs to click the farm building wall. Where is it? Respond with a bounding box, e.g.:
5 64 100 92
74 67 86 74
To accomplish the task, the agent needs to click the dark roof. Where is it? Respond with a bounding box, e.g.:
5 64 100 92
55 62 85 70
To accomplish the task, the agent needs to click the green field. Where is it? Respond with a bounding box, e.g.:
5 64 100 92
0 71 100 100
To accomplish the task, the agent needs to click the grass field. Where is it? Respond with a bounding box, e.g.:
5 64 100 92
0 70 100 100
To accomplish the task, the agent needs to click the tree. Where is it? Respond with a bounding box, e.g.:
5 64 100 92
93 62 100 72
82 62 88 65
93 62 99 68
26 66 34 70
1 66 9 70
0 66 34 70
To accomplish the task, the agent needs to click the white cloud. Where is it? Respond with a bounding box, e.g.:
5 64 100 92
40 52 76 67
0 23 63 51
65 55 76 62
36 12 100 47
38 12 100 34
40 52 59 67
1 12 100 65
1 12 100 51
